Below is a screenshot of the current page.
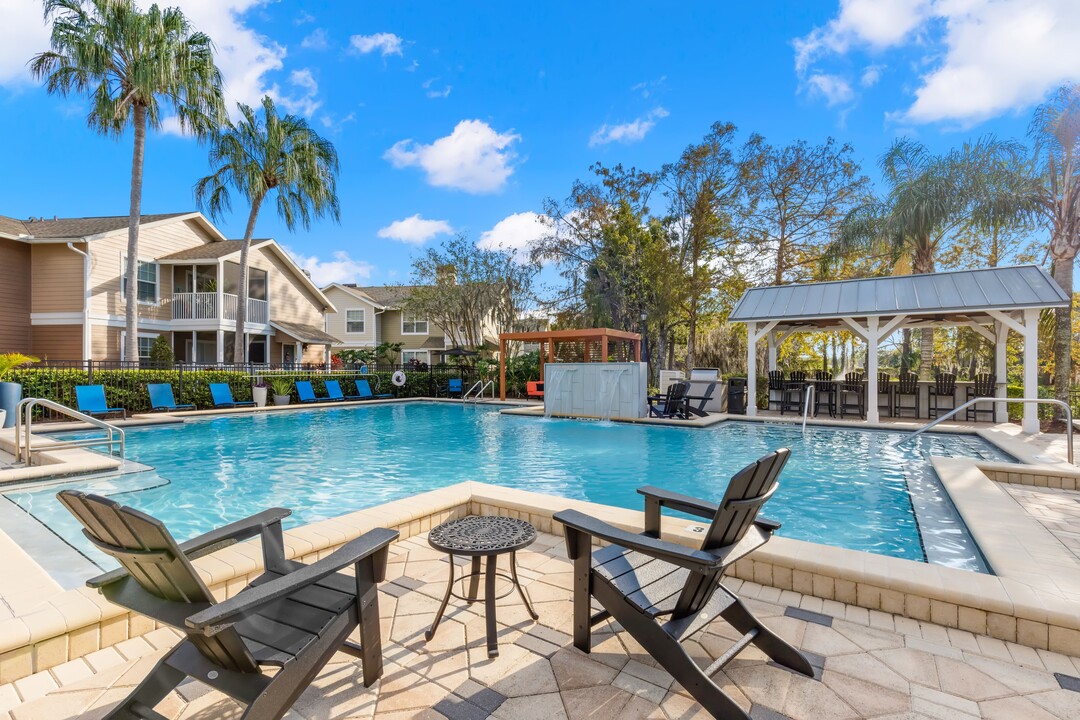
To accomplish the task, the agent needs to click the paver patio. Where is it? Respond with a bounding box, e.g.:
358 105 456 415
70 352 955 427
3 530 1080 720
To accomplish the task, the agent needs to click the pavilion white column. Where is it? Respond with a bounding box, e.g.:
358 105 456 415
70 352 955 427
215 329 225 363
747 322 758 416
866 316 880 423
994 321 1008 424
1022 309 1039 434
767 330 778 373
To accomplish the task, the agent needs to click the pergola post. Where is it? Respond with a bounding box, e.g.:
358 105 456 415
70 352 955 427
746 322 758 416
866 316 880 423
601 336 609 362
994 321 1007 423
767 330 777 373
499 337 507 400
1022 309 1040 434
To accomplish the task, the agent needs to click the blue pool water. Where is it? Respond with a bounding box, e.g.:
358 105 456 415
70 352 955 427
7 403 1013 572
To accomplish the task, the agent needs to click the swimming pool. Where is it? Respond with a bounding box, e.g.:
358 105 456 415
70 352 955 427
7 402 1013 573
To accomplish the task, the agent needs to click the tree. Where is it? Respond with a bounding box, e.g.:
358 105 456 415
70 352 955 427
405 234 538 350
825 137 1030 378
740 135 870 285
1028 85 1080 403
148 334 174 368
32 0 224 363
195 95 340 362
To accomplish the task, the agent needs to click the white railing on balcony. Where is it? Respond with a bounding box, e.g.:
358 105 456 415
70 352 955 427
172 291 268 325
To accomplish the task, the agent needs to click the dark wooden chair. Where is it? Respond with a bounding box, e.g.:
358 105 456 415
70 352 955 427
838 373 865 419
57 490 398 720
965 373 997 422
812 370 835 417
781 371 808 415
893 372 920 418
554 450 814 720
877 372 893 418
648 380 690 419
767 371 785 411
928 372 957 419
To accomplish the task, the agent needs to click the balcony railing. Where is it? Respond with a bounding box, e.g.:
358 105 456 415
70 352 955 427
172 292 269 324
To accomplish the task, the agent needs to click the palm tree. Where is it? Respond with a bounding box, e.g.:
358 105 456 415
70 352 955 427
195 96 340 362
32 0 224 363
1028 85 1080 404
825 137 1030 378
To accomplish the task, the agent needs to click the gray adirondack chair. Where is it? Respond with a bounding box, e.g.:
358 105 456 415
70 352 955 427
554 449 813 719
57 490 398 720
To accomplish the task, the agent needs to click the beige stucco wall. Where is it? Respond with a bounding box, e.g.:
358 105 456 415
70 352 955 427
323 286 377 348
0 238 32 353
30 243 83 314
251 248 326 328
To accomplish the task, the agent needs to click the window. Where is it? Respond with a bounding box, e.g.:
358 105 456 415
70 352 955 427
346 309 366 334
120 332 160 362
121 257 159 304
401 350 429 366
402 313 428 334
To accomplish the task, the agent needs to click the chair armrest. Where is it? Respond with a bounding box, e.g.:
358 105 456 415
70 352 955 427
185 527 399 635
755 516 781 532
637 486 718 520
87 508 293 589
554 509 721 571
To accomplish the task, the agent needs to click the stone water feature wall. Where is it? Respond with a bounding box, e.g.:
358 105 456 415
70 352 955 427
543 362 648 420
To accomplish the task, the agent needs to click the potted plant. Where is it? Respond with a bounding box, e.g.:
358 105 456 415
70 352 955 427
268 377 293 406
252 378 269 407
0 353 39 428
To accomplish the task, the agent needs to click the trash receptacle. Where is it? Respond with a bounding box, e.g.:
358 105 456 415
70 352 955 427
726 377 747 415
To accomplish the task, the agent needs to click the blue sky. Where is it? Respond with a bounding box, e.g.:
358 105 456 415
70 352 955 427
1 0 1078 286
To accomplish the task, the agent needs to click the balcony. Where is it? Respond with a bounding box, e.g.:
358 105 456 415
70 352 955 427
171 292 269 325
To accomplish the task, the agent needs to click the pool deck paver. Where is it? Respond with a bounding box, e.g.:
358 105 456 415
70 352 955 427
2 531 1079 720
1004 484 1080 564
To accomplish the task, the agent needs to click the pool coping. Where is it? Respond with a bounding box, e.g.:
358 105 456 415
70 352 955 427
1 478 1079 684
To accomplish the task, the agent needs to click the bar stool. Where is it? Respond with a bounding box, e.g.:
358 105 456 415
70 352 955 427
893 372 920 417
781 371 807 414
965 373 997 422
767 371 785 411
813 370 836 417
838 375 865 418
928 372 958 419
877 372 893 418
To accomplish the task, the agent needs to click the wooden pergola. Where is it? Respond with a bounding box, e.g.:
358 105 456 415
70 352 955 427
498 328 642 400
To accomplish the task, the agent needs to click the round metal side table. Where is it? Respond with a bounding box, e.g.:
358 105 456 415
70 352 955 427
425 515 539 657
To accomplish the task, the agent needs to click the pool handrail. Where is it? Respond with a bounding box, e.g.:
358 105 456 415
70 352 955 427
894 396 1073 464
14 397 125 465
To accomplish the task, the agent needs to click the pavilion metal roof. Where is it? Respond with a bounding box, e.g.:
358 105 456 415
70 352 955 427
729 265 1069 326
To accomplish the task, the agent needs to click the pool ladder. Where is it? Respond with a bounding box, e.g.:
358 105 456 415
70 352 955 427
463 380 495 402
801 384 815 435
13 397 125 466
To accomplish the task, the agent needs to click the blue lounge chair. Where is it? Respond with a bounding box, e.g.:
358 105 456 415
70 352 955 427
147 383 195 412
324 380 348 401
75 385 126 419
295 380 332 403
444 378 463 398
209 383 254 408
354 378 392 401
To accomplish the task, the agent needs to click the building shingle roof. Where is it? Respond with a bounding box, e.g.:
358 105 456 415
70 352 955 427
158 240 248 261
0 216 29 237
343 285 420 308
0 213 191 239
269 320 340 345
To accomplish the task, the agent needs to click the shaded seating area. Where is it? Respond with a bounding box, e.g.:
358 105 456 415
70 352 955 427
147 383 194 412
56 490 398 720
554 449 813 720
209 383 255 408
730 265 1070 432
75 385 126 419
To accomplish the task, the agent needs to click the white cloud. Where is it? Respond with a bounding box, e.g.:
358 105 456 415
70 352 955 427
377 214 453 245
300 28 329 51
807 73 854 106
320 112 356 132
422 77 451 98
796 0 1080 124
286 248 374 286
384 120 520 194
477 212 551 260
349 32 404 57
278 68 320 117
860 64 884 88
589 107 669 147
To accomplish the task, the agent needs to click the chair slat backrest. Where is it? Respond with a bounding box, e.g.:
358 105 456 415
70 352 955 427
56 491 259 674
661 381 690 417
878 372 891 388
670 449 789 618
789 371 807 383
813 370 834 391
449 379 463 392
209 383 234 406
355 379 375 398
768 371 785 391
295 381 317 402
147 383 175 409
973 372 996 397
935 372 956 394
325 380 345 399
76 385 107 413
897 372 919 394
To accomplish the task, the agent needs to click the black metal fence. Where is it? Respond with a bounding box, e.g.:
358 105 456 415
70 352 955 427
8 360 493 419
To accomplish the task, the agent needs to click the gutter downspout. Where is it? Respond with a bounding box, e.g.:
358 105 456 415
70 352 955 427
67 242 92 362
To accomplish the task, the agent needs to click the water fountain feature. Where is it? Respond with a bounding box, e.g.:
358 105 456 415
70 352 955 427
542 362 647 420
543 366 573 419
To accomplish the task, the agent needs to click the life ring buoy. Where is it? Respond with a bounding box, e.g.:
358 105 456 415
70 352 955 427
391 370 407 387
